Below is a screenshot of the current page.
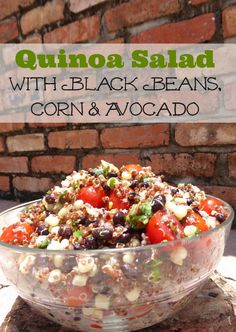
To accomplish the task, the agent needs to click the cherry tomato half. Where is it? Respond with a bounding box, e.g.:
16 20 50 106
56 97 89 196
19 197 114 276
109 189 130 210
124 164 143 173
0 223 34 245
146 210 176 244
199 198 224 215
64 285 92 307
78 186 105 208
185 211 209 232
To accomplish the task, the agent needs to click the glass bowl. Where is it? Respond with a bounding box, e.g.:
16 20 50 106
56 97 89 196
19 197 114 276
0 197 234 332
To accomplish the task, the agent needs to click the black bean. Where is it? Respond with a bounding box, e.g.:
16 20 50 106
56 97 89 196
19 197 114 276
85 219 94 227
36 224 49 236
74 317 81 322
61 257 77 273
103 184 111 196
193 207 200 214
187 198 194 206
127 192 140 204
117 232 131 244
45 195 55 204
58 226 73 239
129 180 139 189
35 255 53 268
113 211 126 226
215 213 225 223
100 286 113 295
84 237 98 249
89 170 95 176
171 188 179 195
122 264 139 279
73 243 86 250
92 228 113 240
151 199 164 213
139 182 149 188
107 172 118 178
154 194 166 205
79 217 88 225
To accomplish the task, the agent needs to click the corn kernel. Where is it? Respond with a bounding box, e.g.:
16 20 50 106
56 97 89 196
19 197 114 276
48 269 62 283
125 287 141 302
95 294 110 310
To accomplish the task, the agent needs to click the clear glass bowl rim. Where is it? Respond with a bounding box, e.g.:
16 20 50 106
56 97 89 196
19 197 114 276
0 195 234 255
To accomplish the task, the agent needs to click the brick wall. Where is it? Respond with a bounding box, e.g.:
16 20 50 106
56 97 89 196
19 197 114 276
0 0 235 225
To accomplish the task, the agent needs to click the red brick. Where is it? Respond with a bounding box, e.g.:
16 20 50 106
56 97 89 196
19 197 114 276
131 13 215 43
175 124 236 146
0 18 18 43
189 0 210 5
105 0 179 32
22 33 42 43
44 15 100 43
69 0 107 13
0 176 10 192
21 0 64 35
0 157 28 173
82 153 140 170
0 137 5 152
202 186 236 210
147 153 216 177
223 5 236 38
0 123 24 133
228 153 236 179
101 124 169 148
13 176 54 193
48 130 99 149
107 37 124 43
29 123 66 128
7 134 45 153
31 155 76 174
0 0 34 20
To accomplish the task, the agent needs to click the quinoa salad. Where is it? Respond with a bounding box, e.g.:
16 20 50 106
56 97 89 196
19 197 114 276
0 161 228 250
0 161 231 331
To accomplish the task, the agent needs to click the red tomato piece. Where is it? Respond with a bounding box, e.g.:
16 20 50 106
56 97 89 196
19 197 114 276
109 189 130 210
146 210 176 244
124 164 143 173
0 223 34 245
199 198 224 215
78 186 105 208
64 285 92 307
185 211 209 232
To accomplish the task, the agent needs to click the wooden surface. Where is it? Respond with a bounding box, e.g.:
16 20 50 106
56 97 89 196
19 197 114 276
0 272 235 332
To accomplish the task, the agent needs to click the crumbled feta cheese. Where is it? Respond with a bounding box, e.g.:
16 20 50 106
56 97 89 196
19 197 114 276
61 179 70 188
47 240 62 250
60 239 69 249
50 226 60 235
